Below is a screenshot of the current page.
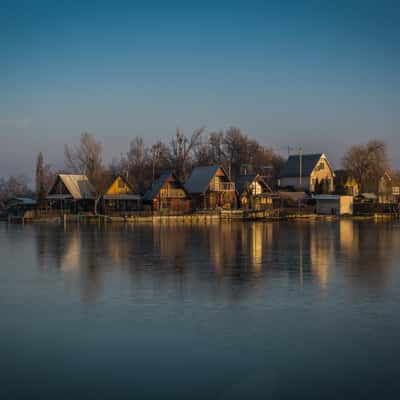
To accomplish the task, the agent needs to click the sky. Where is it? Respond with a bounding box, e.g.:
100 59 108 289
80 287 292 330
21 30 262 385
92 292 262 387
1 0 399 181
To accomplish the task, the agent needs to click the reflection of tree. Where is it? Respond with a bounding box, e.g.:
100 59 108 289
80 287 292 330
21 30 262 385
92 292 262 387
340 221 395 290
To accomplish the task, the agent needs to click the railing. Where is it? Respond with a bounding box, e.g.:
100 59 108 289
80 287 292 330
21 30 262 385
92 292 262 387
159 189 187 198
209 182 235 191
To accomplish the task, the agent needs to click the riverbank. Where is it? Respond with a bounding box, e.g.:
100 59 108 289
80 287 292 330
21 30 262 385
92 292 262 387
2 209 399 224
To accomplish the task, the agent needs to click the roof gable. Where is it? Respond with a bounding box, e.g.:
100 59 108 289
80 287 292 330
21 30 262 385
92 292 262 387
279 154 326 178
236 174 271 195
105 176 135 196
185 165 230 194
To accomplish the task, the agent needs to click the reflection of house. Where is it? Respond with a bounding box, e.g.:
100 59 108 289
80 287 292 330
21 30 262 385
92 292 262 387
334 170 359 196
47 174 96 213
102 176 141 215
236 174 278 210
279 153 335 193
143 171 190 213
185 165 236 210
314 195 353 216
309 224 334 288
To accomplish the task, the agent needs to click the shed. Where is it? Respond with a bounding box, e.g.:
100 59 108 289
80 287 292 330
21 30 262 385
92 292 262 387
314 195 353 216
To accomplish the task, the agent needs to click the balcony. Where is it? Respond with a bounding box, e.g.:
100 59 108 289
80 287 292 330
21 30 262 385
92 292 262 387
160 188 187 198
210 182 235 192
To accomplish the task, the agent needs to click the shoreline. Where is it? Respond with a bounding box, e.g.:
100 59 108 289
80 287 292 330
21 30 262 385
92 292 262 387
2 211 398 224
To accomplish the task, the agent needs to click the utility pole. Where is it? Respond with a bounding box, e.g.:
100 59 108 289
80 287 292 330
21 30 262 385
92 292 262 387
299 147 303 188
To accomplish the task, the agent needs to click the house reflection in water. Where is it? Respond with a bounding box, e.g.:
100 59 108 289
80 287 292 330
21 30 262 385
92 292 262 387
32 220 398 304
309 223 335 289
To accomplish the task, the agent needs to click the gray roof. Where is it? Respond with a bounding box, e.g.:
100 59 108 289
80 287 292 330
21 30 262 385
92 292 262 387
279 154 323 178
103 194 141 201
185 165 225 194
277 191 309 202
6 197 37 207
48 174 96 200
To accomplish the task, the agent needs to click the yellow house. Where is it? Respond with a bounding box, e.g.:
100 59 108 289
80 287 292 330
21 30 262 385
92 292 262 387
278 153 335 193
102 176 141 215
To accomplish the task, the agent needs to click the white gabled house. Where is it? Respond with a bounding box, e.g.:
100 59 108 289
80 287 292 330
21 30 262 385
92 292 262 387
278 153 335 193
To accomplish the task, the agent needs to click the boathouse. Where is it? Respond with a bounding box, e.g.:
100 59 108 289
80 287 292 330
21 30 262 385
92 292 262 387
46 174 96 213
314 195 353 216
279 153 335 193
236 174 278 210
185 165 237 210
143 171 190 213
4 197 37 217
101 176 141 215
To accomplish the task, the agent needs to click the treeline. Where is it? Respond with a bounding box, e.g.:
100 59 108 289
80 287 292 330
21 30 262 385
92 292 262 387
0 127 398 208
62 127 285 194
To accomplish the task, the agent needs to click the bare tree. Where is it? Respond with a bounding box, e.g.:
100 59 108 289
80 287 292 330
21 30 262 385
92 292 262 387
35 152 55 208
169 127 204 180
64 132 105 193
342 140 389 193
125 137 150 191
0 175 33 205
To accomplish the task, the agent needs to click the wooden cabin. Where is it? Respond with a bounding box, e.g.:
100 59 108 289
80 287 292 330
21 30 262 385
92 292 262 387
334 170 359 196
46 174 96 213
279 153 335 193
185 165 237 210
143 171 190 213
101 176 141 215
236 174 279 210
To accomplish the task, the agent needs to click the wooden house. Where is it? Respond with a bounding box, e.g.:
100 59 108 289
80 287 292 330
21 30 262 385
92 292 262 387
378 171 400 204
236 174 279 209
334 170 359 196
46 174 96 213
278 153 335 193
143 171 190 213
101 176 141 215
185 165 237 210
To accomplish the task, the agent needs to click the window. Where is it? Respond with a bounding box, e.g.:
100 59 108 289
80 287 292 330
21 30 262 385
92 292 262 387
319 162 325 170
118 179 125 189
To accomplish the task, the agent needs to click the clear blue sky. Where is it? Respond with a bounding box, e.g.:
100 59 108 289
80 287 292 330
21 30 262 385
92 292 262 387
1 0 399 180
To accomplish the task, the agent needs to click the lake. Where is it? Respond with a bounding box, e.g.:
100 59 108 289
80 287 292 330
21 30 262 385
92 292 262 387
1 221 400 399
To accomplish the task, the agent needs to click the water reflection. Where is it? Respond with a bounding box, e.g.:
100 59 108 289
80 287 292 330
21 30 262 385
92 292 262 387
31 220 399 303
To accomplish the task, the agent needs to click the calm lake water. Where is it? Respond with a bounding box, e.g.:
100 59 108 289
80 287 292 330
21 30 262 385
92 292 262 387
1 221 400 399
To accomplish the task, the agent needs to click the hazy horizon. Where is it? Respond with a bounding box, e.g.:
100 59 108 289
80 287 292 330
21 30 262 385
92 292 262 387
1 0 399 182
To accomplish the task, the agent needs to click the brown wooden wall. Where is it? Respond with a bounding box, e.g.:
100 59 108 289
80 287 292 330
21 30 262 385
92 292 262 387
151 198 191 213
191 191 237 210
